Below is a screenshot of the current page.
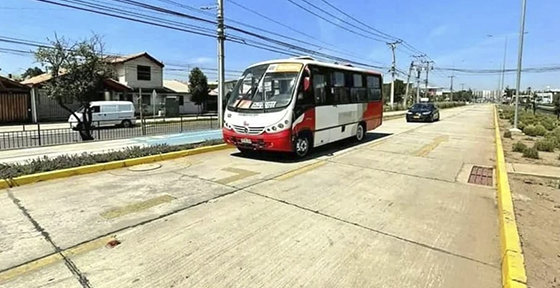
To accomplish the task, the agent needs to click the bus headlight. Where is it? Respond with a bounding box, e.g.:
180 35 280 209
223 121 233 130
278 123 285 129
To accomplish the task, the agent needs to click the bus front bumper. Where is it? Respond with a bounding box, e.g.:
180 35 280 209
222 128 293 152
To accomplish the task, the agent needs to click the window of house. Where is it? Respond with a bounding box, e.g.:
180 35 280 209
137 65 151 81
178 96 184 106
366 75 382 101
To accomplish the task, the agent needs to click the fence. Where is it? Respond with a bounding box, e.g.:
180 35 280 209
0 115 219 150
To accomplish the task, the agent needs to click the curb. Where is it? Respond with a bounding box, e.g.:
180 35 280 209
0 143 231 190
493 106 528 288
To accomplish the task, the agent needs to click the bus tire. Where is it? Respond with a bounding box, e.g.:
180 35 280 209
294 133 311 158
355 122 366 142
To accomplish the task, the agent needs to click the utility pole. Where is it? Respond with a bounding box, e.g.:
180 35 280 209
423 60 434 98
513 0 527 131
448 75 455 101
461 83 465 91
403 61 414 107
387 40 402 109
415 66 422 103
217 0 225 128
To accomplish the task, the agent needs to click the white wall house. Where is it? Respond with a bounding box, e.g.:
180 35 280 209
162 80 202 114
107 52 173 116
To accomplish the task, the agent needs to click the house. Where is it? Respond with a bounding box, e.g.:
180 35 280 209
0 75 31 123
106 52 175 116
22 72 132 122
162 80 201 114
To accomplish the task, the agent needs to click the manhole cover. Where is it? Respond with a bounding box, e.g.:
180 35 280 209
468 166 493 186
128 163 162 172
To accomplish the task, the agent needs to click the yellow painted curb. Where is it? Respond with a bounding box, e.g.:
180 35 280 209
493 106 528 288
0 143 231 190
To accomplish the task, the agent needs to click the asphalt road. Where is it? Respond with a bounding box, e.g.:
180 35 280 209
0 120 218 150
0 105 500 288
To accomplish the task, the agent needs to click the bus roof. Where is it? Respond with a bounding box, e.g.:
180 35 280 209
246 57 382 76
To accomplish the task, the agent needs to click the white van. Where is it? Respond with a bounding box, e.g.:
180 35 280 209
69 101 136 129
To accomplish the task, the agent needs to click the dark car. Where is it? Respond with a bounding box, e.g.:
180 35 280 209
406 103 440 122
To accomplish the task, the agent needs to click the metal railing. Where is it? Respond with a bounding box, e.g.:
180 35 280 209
0 115 218 150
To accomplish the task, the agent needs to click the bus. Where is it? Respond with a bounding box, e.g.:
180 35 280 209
223 56 383 158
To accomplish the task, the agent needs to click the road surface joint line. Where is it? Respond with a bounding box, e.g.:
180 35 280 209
244 189 498 269
0 235 115 284
4 190 93 288
493 106 528 287
100 194 176 219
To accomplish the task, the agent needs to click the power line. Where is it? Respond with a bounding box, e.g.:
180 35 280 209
35 0 387 70
286 0 385 43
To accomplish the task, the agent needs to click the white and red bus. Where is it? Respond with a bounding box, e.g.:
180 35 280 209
223 57 383 157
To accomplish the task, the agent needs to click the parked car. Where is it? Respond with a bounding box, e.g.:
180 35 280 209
406 103 440 122
69 101 136 129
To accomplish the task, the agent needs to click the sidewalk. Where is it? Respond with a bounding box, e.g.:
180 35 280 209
506 162 560 179
0 130 222 164
0 115 216 133
0 111 408 165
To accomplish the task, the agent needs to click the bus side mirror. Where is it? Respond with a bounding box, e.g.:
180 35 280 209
303 77 310 92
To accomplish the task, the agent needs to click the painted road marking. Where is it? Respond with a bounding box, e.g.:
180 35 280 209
0 236 115 284
100 194 176 219
215 167 260 185
275 161 327 181
413 136 449 157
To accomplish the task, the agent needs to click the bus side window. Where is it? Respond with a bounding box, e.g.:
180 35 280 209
331 71 349 104
313 74 327 105
367 75 382 101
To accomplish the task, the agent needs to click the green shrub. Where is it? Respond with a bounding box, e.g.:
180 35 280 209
523 125 537 137
0 139 224 179
517 122 525 131
539 118 556 131
503 131 512 139
534 140 556 152
513 142 528 152
522 147 540 159
534 124 547 136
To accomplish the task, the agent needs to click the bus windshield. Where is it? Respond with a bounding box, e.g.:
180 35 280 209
227 63 302 113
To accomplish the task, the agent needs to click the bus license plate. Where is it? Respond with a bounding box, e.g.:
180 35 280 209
240 138 252 144
413 115 420 119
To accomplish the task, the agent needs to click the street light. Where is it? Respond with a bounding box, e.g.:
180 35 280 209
487 34 508 102
513 0 527 131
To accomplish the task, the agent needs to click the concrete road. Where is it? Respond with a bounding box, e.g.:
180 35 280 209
0 105 500 288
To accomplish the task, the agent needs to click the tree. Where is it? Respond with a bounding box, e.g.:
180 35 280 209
382 79 406 106
21 67 44 79
35 35 113 140
505 86 514 98
188 68 209 114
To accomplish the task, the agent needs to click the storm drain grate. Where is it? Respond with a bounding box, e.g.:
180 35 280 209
468 166 494 186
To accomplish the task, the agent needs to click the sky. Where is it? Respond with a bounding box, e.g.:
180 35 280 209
0 0 559 91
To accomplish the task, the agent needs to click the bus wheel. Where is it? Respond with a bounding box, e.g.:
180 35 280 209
355 123 366 142
294 134 311 158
